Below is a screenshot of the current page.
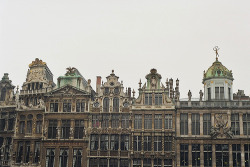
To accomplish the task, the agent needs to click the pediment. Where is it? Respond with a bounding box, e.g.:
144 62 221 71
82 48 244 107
48 85 90 97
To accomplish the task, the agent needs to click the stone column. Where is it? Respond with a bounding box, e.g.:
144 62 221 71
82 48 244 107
229 144 233 167
239 113 243 136
188 113 192 136
212 144 216 166
211 113 215 127
200 144 204 167
241 144 245 167
176 113 180 137
188 144 192 167
200 113 203 136
176 144 180 167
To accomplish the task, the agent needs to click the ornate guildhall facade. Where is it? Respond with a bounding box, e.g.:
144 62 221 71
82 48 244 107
0 49 250 167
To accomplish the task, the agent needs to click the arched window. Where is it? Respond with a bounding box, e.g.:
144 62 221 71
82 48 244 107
113 97 119 112
103 97 109 112
0 88 6 101
59 149 68 167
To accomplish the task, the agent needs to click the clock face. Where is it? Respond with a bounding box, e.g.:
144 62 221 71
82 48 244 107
93 102 99 107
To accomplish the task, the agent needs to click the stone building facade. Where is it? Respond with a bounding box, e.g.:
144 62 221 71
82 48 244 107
0 52 250 167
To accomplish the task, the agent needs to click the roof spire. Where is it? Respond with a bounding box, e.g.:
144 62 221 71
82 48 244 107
213 46 220 61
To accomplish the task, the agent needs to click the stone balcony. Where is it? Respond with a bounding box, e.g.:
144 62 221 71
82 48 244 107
178 100 250 108
20 87 53 95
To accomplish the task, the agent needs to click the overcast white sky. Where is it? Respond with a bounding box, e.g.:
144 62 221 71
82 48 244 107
1 0 250 98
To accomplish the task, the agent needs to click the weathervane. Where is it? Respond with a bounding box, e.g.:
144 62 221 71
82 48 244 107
213 46 219 60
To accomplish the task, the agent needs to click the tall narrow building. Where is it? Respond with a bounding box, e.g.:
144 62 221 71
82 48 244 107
131 69 177 167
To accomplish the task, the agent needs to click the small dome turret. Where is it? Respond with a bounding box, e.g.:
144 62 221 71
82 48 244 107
203 47 233 101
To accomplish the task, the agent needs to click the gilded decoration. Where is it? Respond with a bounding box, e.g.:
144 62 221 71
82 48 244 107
29 58 46 68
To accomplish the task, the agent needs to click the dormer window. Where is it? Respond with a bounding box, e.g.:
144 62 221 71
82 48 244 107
104 88 109 95
114 87 119 94
155 93 162 105
145 93 152 105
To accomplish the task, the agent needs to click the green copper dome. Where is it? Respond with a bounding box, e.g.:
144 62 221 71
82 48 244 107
203 58 233 83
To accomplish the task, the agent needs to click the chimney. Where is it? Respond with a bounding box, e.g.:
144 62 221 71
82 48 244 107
128 87 131 97
96 76 101 94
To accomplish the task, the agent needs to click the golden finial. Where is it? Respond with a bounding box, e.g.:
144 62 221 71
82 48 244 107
213 46 219 61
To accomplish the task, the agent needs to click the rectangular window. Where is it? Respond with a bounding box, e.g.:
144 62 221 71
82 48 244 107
34 142 40 163
133 136 142 151
24 141 30 163
0 118 6 131
63 102 71 112
90 135 98 150
192 144 200 167
164 159 172 167
8 118 14 131
92 115 99 128
122 115 129 128
180 114 188 135
155 93 162 105
120 159 129 167
102 114 109 128
27 120 32 134
192 114 200 135
154 136 162 151
133 159 141 167
110 159 118 167
110 135 119 150
50 102 58 112
46 148 55 167
59 148 68 167
231 114 240 135
112 115 119 128
99 158 107 167
61 120 70 139
36 121 42 134
204 144 212 167
134 114 142 129
100 135 109 150
89 158 98 167
245 144 250 167
48 120 57 139
154 114 162 129
215 87 224 100
207 88 211 101
76 101 85 112
203 114 211 135
145 93 152 105
144 114 152 129
74 120 84 139
232 144 241 167
164 136 172 152
180 144 188 166
144 136 152 151
165 114 172 129
121 135 129 151
216 144 229 167
19 121 25 134
143 158 151 167
243 114 250 135
154 158 161 167
73 148 82 167
228 88 231 100
16 142 24 163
